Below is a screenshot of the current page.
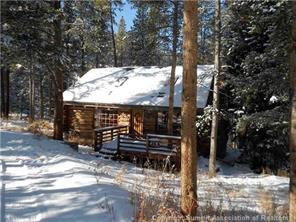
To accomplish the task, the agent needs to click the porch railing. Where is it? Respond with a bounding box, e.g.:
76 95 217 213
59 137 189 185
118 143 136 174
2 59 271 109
146 134 181 156
117 133 181 167
94 125 128 151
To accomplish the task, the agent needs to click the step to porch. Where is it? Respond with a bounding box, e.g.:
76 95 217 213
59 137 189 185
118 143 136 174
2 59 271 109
91 147 118 159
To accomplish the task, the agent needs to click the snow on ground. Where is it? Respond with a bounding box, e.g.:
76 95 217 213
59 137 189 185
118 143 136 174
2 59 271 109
197 156 289 216
0 125 290 221
0 119 28 132
1 130 133 222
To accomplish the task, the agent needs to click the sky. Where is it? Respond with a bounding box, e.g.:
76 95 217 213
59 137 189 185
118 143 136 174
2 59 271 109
115 1 136 31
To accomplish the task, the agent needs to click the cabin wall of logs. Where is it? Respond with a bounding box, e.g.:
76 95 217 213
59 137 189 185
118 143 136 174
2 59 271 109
63 105 95 145
62 103 227 158
63 104 160 146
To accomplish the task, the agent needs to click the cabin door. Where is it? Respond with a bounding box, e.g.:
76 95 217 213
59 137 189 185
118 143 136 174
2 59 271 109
132 110 144 137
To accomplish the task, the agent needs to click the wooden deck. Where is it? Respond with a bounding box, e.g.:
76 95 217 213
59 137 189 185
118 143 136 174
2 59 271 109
93 125 181 168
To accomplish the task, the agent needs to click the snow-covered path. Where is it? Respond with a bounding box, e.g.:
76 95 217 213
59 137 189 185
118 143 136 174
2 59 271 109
0 131 133 222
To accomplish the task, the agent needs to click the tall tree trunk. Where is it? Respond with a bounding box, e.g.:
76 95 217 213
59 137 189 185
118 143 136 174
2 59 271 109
4 66 9 119
120 44 123 67
81 37 85 73
1 66 5 118
209 0 221 178
167 0 179 135
290 1 296 221
0 66 9 119
39 76 44 120
181 0 198 218
96 53 99 68
109 1 117 67
29 71 35 123
201 28 206 64
52 1 64 140
19 94 23 119
53 78 63 140
49 78 53 117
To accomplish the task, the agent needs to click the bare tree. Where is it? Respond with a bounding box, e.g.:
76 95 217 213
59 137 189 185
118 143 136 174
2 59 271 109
290 1 296 221
181 0 198 218
167 0 179 135
209 0 221 178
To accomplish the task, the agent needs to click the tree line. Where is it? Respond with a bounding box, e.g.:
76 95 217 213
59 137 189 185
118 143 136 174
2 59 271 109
0 0 214 129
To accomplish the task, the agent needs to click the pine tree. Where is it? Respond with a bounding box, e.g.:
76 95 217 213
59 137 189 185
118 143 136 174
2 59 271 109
1 0 120 123
66 0 113 74
29 68 35 123
109 0 117 67
0 66 9 119
223 0 292 172
289 1 296 220
52 0 64 140
0 67 5 118
116 17 127 67
167 0 179 135
198 0 215 64
93 0 116 68
181 0 198 217
1 1 43 120
130 3 151 65
39 75 44 119
130 1 170 66
209 0 221 178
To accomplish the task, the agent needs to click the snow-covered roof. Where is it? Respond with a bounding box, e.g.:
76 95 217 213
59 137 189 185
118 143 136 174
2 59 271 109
63 65 214 108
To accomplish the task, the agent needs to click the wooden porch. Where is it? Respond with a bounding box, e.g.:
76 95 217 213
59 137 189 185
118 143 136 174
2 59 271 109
93 125 181 169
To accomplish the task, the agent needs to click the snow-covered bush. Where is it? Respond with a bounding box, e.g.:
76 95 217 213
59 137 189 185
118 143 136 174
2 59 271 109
196 106 213 139
223 0 291 174
196 105 229 158
236 106 289 174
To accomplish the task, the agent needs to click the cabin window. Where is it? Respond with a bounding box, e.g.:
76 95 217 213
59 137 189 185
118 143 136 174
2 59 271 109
157 111 181 135
95 109 118 128
157 112 168 134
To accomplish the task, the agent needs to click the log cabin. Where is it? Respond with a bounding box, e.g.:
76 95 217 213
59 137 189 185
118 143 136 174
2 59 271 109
62 65 227 158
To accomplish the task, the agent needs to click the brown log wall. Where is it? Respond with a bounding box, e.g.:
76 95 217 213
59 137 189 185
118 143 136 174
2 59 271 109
143 110 158 135
64 105 95 145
